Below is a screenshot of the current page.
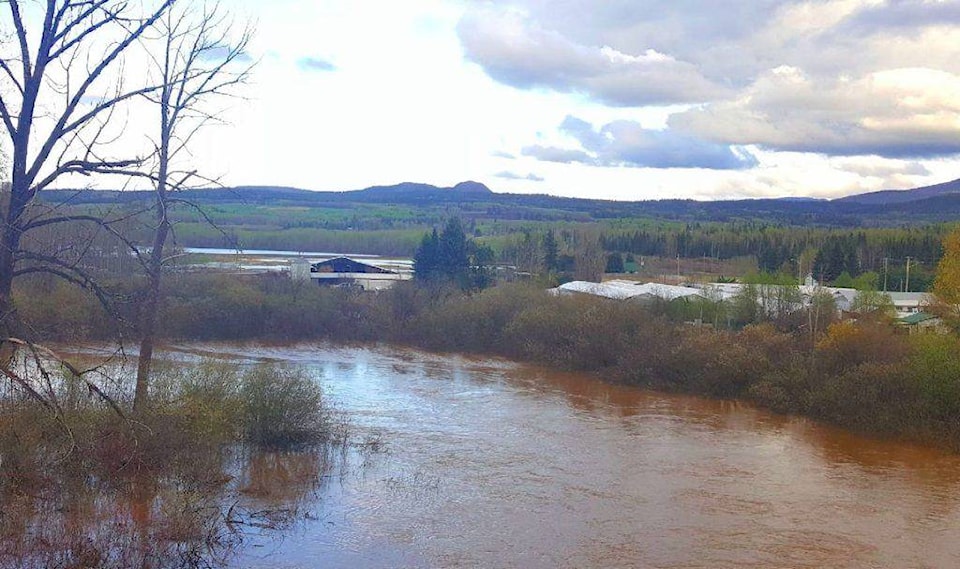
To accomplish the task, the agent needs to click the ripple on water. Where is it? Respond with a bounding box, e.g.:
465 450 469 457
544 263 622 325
128 343 960 569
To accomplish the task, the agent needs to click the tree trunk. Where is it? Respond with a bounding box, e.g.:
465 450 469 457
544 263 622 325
133 115 171 413
133 213 169 413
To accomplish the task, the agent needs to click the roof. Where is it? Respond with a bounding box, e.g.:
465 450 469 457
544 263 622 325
311 257 395 274
552 280 705 301
886 292 932 305
899 312 940 325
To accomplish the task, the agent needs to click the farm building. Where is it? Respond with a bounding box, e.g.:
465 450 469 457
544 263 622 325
310 257 410 290
549 280 705 302
886 292 933 317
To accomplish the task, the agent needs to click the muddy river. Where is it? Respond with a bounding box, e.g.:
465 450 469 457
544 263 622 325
173 343 960 568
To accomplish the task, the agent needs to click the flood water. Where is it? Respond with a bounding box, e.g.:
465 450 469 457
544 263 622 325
178 343 960 568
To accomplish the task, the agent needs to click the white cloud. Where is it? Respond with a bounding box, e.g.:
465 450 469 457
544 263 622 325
457 6 727 106
671 66 960 158
22 0 959 201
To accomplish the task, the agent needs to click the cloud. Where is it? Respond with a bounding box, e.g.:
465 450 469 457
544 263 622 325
839 1 960 34
833 158 930 179
458 2 960 159
457 7 727 106
523 115 757 170
494 171 545 181
461 1 960 87
199 45 254 64
671 66 960 158
492 150 517 159
521 145 594 164
297 57 337 72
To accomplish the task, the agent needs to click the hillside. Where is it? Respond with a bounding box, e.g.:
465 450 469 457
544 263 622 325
41 177 960 226
836 177 960 205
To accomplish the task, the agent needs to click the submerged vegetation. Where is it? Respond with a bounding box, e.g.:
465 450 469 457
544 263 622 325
0 360 346 569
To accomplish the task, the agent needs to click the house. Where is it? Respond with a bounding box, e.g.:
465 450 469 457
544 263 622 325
310 257 410 291
886 292 933 318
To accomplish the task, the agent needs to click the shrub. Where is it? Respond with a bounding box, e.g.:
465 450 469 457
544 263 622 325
815 320 907 375
0 359 345 568
239 365 331 448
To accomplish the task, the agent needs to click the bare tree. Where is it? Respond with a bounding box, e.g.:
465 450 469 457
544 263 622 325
0 0 174 350
133 1 253 411
573 229 605 282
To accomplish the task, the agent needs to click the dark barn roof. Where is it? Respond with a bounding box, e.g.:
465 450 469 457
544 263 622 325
311 257 394 274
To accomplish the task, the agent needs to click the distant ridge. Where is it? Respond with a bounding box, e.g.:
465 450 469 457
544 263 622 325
338 180 494 202
836 177 960 205
39 177 960 226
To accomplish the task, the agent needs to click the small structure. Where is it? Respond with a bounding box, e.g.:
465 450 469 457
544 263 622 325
310 257 409 291
886 292 933 318
898 312 947 334
290 257 313 282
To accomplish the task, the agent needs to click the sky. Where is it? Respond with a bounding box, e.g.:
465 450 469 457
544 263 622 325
15 0 960 201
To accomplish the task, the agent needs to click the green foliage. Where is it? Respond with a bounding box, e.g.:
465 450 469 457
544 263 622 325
741 271 797 286
934 226 960 326
909 334 960 429
813 235 859 282
414 228 442 280
850 290 895 317
605 252 624 273
832 271 856 288
0 359 344 568
833 271 879 290
414 218 493 291
239 365 331 448
543 230 559 272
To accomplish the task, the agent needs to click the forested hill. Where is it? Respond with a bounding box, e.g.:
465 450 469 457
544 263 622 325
42 178 960 226
836 178 960 205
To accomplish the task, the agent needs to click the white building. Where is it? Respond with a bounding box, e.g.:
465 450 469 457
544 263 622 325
886 292 934 318
550 280 705 302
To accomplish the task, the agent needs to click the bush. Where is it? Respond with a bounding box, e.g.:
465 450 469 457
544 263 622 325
239 365 332 448
0 359 344 568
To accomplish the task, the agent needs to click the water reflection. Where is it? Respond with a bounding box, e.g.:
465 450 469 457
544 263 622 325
247 344 960 569
0 446 344 569
46 343 960 568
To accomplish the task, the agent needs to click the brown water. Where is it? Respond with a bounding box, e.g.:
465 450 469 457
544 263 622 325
176 343 960 569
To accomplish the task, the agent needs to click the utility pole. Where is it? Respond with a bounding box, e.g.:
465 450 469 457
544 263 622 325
883 257 889 292
905 256 912 292
676 254 681 283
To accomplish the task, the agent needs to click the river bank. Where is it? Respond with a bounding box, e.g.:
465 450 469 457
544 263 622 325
14 274 960 451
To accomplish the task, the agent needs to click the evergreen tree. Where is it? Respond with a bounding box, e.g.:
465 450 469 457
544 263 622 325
542 230 559 273
438 217 470 285
605 253 625 274
414 218 492 290
413 228 440 281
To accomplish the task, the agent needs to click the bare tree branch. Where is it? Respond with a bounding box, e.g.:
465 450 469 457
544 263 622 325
3 337 127 419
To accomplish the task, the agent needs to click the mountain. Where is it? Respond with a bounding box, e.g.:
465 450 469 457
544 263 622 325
40 177 960 226
334 180 494 203
835 177 960 205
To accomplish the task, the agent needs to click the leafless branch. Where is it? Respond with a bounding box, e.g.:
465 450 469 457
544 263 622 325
3 337 127 419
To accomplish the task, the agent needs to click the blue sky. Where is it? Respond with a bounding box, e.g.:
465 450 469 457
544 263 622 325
32 0 960 201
